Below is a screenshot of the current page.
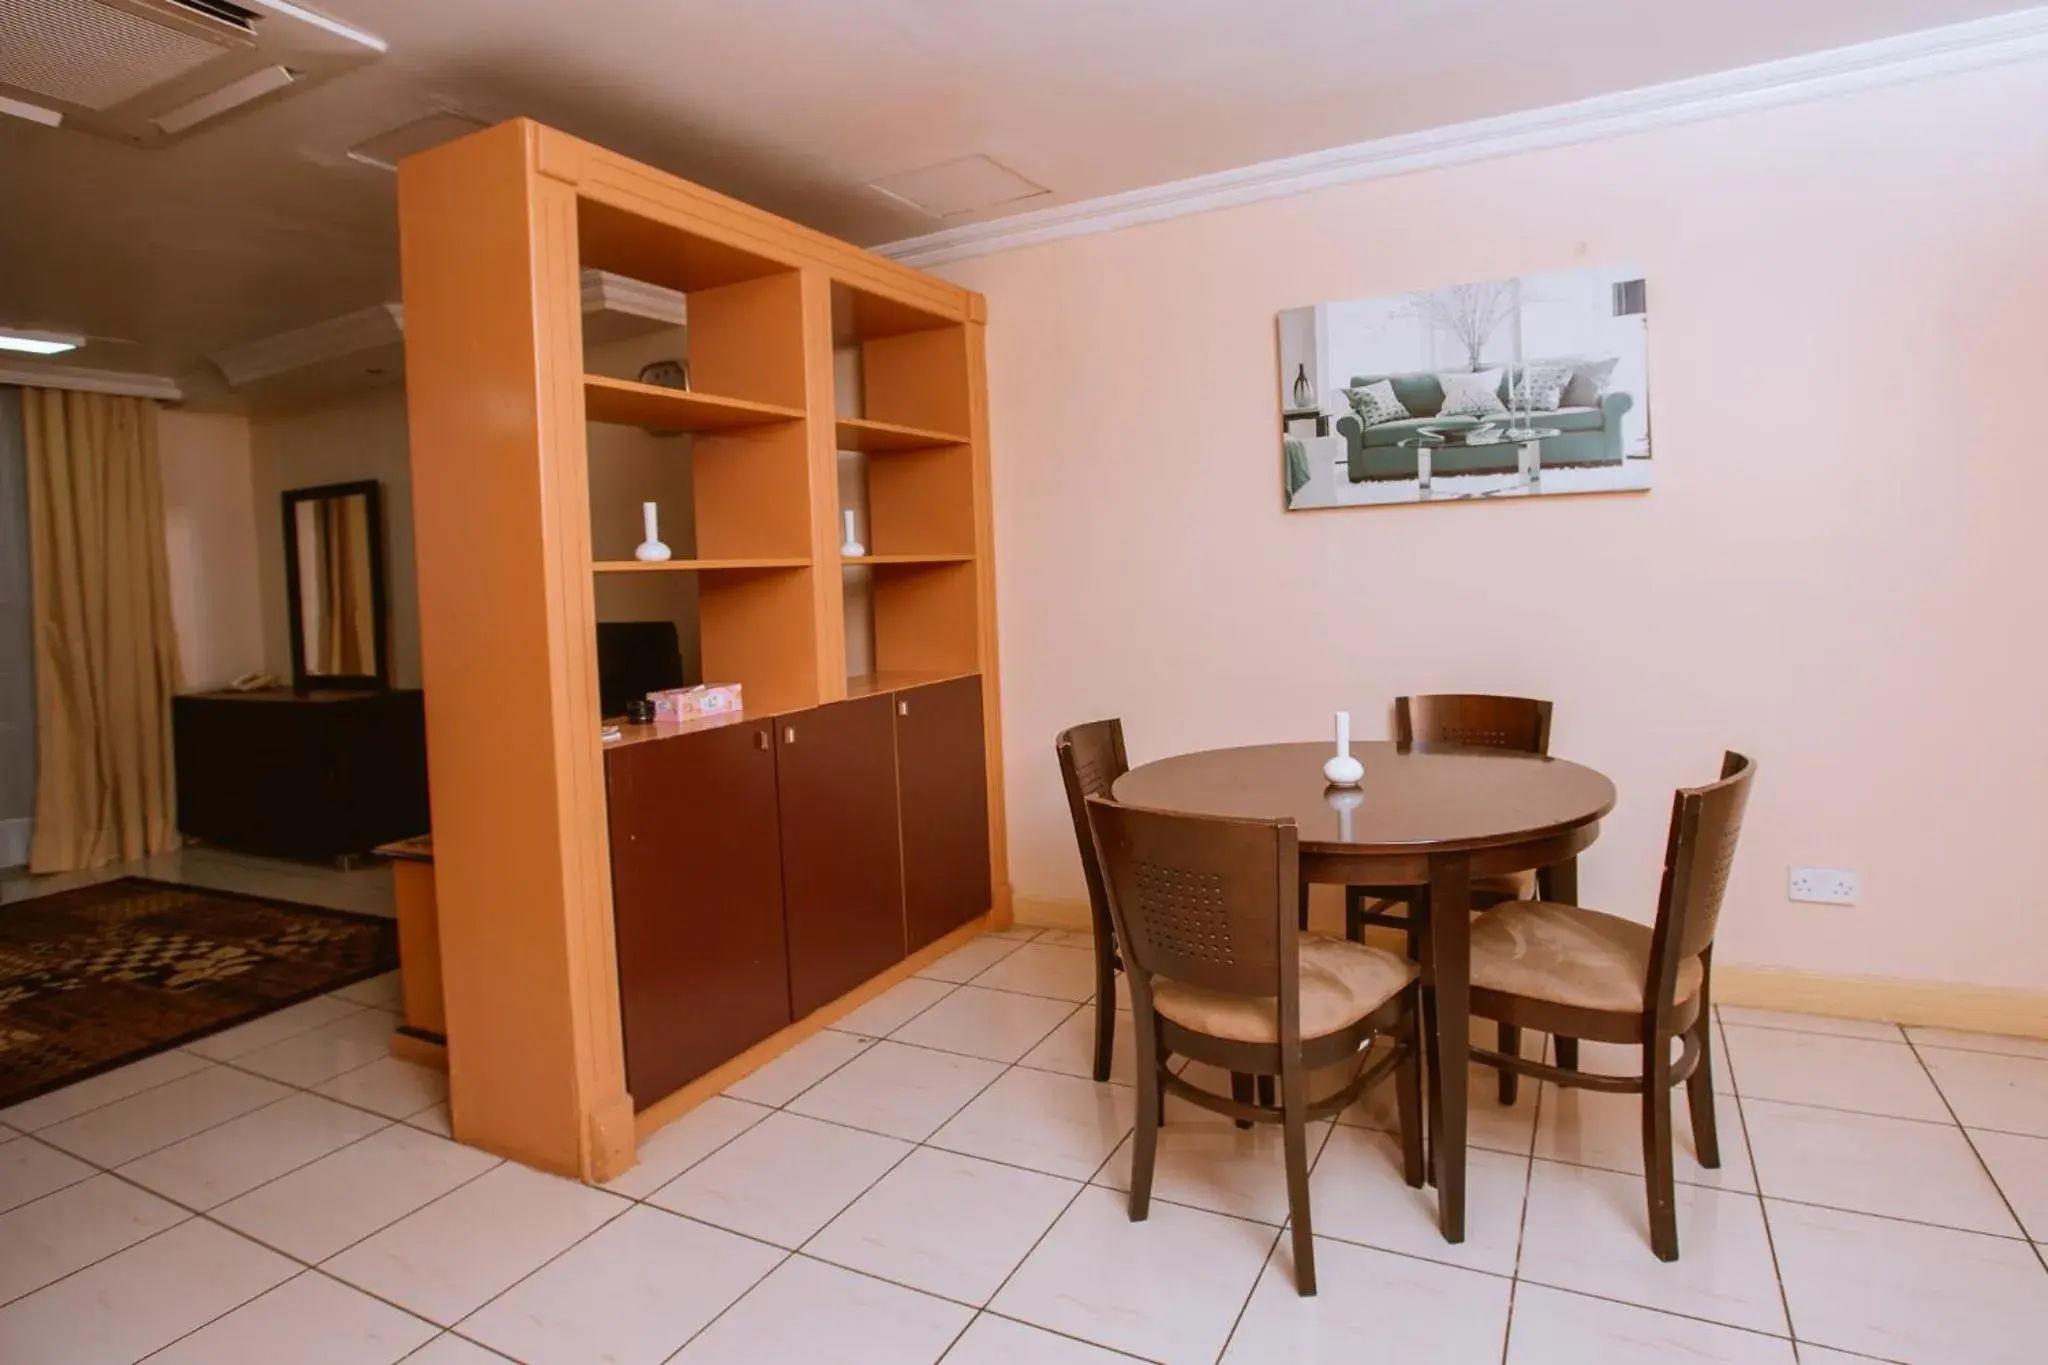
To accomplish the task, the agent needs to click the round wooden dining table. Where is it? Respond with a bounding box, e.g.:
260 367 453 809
1113 740 1617 1244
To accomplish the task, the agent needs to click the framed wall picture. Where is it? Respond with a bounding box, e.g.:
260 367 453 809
1279 263 1650 510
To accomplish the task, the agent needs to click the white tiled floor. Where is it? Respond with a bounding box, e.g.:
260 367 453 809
6 922 2048 1363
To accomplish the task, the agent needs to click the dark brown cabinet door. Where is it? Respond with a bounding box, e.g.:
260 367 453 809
606 721 790 1107
895 676 993 953
777 694 906 1017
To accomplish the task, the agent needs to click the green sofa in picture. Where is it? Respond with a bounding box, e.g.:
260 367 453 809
1333 366 1634 483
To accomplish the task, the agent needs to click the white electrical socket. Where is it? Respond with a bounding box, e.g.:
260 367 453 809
1788 867 1859 905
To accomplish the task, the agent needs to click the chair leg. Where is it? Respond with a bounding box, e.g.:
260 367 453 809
1554 1036 1579 1072
1131 1018 1162 1222
1497 1023 1521 1106
1299 881 1312 932
1257 1074 1276 1109
1344 886 1364 941
1643 1037 1679 1261
1091 930 1118 1084
1280 1065 1316 1295
1231 1072 1256 1130
1396 1016 1426 1189
1686 1012 1722 1170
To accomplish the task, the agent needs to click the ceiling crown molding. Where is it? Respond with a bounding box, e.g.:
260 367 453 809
876 7 2048 268
211 303 405 388
0 362 182 402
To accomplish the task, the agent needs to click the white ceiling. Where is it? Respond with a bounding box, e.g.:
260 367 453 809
0 0 2034 386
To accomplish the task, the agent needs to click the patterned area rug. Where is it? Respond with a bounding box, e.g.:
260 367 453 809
0 878 398 1108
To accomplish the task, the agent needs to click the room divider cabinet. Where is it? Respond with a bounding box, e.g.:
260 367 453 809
400 119 1007 1182
605 718 790 1106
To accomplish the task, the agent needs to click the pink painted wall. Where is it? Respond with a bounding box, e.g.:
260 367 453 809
941 56 2048 989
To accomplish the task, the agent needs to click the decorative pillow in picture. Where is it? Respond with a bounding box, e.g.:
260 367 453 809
1510 363 1573 412
1561 357 1619 409
1436 369 1508 419
1343 379 1412 427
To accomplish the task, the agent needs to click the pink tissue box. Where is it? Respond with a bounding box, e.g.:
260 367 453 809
648 684 743 720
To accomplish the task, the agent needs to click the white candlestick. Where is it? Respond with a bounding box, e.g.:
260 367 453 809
839 509 866 558
1324 708 1363 787
634 501 671 562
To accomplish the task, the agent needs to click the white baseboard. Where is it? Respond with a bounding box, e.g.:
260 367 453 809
1014 894 2048 1039
0 817 29 870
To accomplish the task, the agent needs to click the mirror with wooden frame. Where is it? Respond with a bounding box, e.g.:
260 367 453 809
282 480 389 692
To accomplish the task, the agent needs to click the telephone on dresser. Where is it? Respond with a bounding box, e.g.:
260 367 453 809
225 672 284 692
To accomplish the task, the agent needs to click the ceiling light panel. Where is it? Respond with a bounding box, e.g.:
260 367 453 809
868 154 1049 218
0 330 85 356
346 112 490 171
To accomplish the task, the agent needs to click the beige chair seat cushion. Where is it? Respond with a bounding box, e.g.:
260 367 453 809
1151 935 1417 1044
1479 868 1538 901
1470 901 1702 1014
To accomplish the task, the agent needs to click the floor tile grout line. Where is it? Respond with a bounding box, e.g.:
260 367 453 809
647 1039 1044 1365
945 1069 1156 1361
1499 1033 1549 1365
864 997 1086 1070
1718 1015 1908 1045
1510 1275 1806 1346
1726 1014 1803 1349
826 976 963 1039
963 1312 1161 1364
1899 1031 2048 1271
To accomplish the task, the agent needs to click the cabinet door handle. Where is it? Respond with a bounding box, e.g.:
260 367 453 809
755 730 769 750
784 726 796 744
897 700 909 716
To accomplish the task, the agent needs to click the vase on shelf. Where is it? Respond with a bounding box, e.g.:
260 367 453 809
839 509 866 558
1291 364 1315 409
634 502 671 562
1323 709 1363 787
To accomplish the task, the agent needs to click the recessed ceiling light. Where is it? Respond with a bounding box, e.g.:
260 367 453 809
868 155 1049 218
346 112 490 171
0 329 83 356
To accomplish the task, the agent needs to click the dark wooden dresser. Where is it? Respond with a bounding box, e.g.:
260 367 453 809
172 688 430 863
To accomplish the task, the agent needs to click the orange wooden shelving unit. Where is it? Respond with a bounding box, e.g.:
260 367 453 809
398 119 1006 1182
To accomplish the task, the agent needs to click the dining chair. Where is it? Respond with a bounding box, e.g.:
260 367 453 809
1344 693 1558 1099
1084 795 1425 1295
1055 720 1130 1082
1464 752 1755 1261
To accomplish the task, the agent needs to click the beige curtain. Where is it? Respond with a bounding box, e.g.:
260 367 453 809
22 388 182 873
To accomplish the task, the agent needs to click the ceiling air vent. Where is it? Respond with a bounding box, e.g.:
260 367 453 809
0 0 382 146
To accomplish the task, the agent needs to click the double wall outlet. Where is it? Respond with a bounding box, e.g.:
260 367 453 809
1788 867 1859 905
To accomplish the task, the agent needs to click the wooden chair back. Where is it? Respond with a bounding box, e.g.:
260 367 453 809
1396 694 1553 755
1056 720 1129 942
1083 797 1298 1018
1648 752 1756 1001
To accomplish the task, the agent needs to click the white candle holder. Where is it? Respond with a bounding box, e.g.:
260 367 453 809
1323 709 1364 786
839 509 866 558
634 501 671 562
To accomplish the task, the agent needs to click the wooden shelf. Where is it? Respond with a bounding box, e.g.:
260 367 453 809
841 553 973 566
586 375 805 433
846 669 979 698
593 557 810 573
834 417 969 453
